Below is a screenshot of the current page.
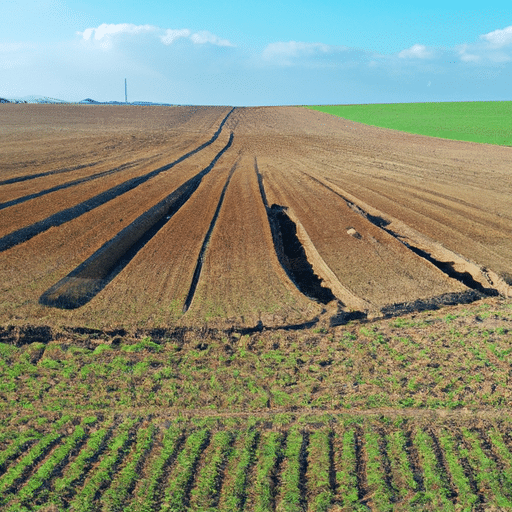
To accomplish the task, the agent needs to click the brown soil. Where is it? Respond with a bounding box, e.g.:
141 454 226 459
1 104 511 329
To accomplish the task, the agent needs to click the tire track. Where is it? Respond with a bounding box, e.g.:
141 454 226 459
0 108 234 253
39 132 234 309
0 161 102 187
0 159 150 211
182 158 239 313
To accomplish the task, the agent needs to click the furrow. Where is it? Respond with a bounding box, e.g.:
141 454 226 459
39 132 234 309
0 159 147 211
182 157 238 313
256 158 369 317
311 172 512 299
0 107 234 253
0 161 102 186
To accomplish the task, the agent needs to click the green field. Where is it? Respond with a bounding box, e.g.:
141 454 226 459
306 101 512 146
1 297 512 510
3 412 512 511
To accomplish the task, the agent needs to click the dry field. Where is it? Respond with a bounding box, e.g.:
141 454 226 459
0 104 511 330
1 101 512 511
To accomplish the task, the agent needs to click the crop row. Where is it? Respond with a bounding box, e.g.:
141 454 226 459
2 416 512 510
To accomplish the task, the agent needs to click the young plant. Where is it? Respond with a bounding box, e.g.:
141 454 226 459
306 428 333 512
462 427 512 509
334 428 362 509
100 424 156 512
125 424 182 512
188 429 232 510
413 428 455 511
386 428 418 502
67 416 138 512
252 430 285 512
276 426 304 512
364 427 395 512
436 429 478 511
0 429 63 505
5 421 91 509
219 428 259 512
161 428 210 512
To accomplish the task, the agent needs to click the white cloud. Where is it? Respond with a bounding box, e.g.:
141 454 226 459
78 23 234 49
79 23 156 41
456 26 512 64
190 31 234 47
481 25 512 48
398 44 434 59
160 29 191 45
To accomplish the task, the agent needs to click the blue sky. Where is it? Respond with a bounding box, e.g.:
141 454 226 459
1 0 512 105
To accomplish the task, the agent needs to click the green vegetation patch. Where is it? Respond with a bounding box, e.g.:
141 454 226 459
1 414 512 510
306 101 512 146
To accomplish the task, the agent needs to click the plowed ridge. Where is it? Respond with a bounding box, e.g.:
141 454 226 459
0 105 511 328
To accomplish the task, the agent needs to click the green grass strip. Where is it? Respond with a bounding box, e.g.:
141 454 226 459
0 429 62 505
100 424 156 512
413 428 454 511
50 422 112 496
6 422 89 509
386 428 418 502
0 431 39 474
462 427 512 509
364 427 394 512
276 426 303 512
306 101 512 146
306 428 333 512
252 430 284 512
334 428 361 509
221 428 259 512
188 429 232 510
67 416 137 512
161 428 209 512
437 429 478 511
125 424 182 512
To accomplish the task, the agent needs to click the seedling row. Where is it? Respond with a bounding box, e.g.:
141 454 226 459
2 415 512 510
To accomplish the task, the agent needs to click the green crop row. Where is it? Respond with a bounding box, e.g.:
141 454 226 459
251 430 284 512
67 416 138 512
125 424 182 512
5 419 93 510
189 429 233 510
3 416 512 510
101 423 156 512
161 428 209 512
220 428 258 512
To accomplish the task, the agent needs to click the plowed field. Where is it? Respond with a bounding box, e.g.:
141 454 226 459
0 104 511 329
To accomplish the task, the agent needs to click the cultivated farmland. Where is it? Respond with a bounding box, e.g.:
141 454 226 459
1 103 512 510
0 104 511 329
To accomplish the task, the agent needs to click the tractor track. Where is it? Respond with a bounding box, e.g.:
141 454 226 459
0 108 234 253
39 132 234 309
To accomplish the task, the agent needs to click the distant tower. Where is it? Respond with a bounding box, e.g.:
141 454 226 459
125 79 127 103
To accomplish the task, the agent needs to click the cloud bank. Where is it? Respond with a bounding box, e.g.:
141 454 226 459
2 23 512 105
78 23 234 48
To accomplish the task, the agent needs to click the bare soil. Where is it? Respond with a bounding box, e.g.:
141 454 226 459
0 104 511 330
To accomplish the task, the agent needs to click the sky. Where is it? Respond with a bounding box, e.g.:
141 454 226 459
1 0 512 105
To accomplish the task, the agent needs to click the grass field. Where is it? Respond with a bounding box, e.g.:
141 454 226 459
1 297 512 510
306 101 512 146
